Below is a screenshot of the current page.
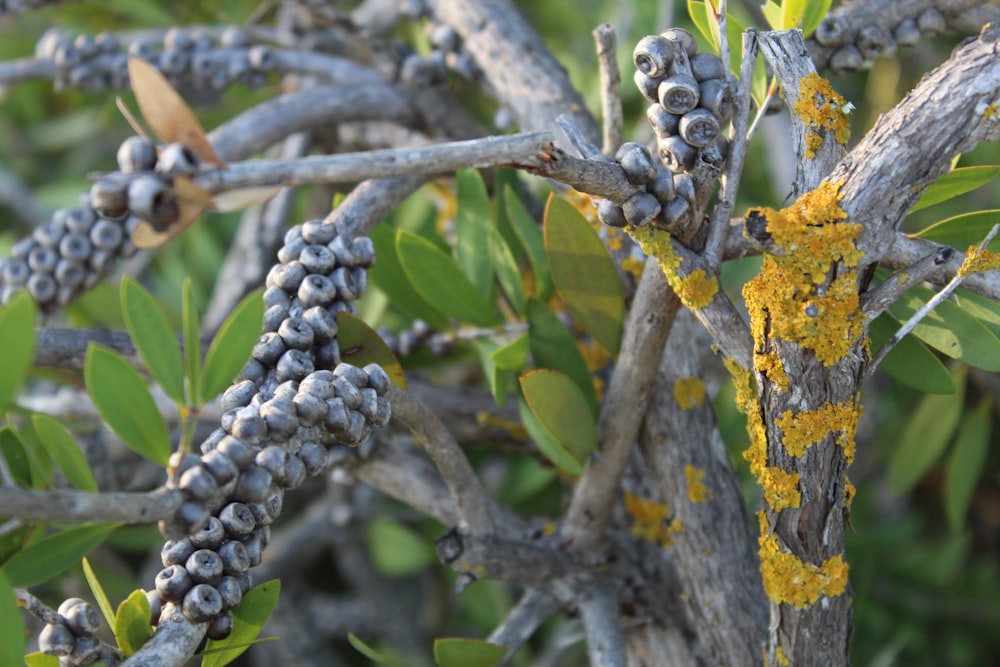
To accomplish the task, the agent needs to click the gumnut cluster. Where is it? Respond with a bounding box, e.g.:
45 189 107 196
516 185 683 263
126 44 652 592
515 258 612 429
809 7 947 76
35 26 273 93
37 598 115 666
598 28 731 233
400 19 480 86
378 318 456 358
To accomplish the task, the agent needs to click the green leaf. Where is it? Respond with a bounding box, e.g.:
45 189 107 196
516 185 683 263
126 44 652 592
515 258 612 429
760 0 783 30
914 209 1000 251
121 276 185 403
396 229 499 327
488 228 527 316
685 1 746 71
518 396 580 475
0 426 34 488
868 314 955 394
801 0 835 36
8 422 53 489
85 345 171 466
526 298 596 414
955 288 1000 338
888 368 966 495
82 557 115 629
455 170 495 299
348 633 386 663
0 290 36 409
505 186 553 302
0 570 24 667
474 339 507 406
433 638 506 667
944 398 991 532
31 415 98 492
890 285 1000 371
114 589 152 657
201 289 264 400
366 519 436 578
336 312 407 389
911 167 1000 213
182 277 202 405
520 370 597 473
202 580 281 667
25 653 60 667
1 524 116 587
368 224 450 330
490 334 529 372
782 0 808 29
544 195 624 355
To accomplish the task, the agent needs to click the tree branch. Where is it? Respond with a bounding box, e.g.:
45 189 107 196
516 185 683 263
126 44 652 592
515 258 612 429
593 23 623 156
0 487 181 523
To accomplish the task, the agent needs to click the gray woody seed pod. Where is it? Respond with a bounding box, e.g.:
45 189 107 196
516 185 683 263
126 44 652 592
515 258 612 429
622 192 661 227
658 74 700 115
679 108 721 148
633 35 673 78
893 18 921 47
616 142 658 185
689 52 724 82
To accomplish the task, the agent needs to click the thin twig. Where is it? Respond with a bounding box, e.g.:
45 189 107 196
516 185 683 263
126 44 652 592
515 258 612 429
578 584 627 667
555 115 602 160
716 0 731 85
861 246 955 320
593 23 623 156
122 604 205 667
0 518 24 539
386 385 495 532
488 588 560 660
869 224 1000 372
704 28 758 267
0 487 183 524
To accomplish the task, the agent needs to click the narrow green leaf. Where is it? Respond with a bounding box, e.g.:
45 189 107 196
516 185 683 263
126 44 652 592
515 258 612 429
368 224 450 330
544 195 624 355
492 170 525 261
685 1 746 71
944 398 991 532
202 580 281 667
366 519 436 578
505 186 553 302
25 653 60 667
490 334 529 372
955 288 1000 338
82 557 115 629
888 368 966 495
517 396 582 477
336 312 407 389
0 570 24 667
85 345 171 466
911 167 1000 213
914 209 1000 251
433 638 506 667
890 286 1000 371
455 170 495 299
488 228 527 316
760 0 783 29
182 277 202 405
348 634 386 663
121 276 185 403
396 230 499 327
520 370 598 468
868 314 955 394
475 339 507 406
8 422 54 489
114 589 152 656
0 426 34 488
201 289 264 400
801 0 835 36
782 0 808 29
1 524 116 587
526 298 596 413
31 415 98 492
0 290 36 409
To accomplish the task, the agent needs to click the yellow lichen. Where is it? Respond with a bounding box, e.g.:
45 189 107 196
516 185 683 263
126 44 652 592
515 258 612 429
776 646 790 666
754 352 789 391
758 512 849 608
762 467 801 510
621 255 645 281
959 246 1000 276
844 478 856 507
742 180 865 366
542 521 557 536
793 72 852 158
776 401 860 461
673 376 706 410
685 465 713 503
676 269 719 310
623 491 683 546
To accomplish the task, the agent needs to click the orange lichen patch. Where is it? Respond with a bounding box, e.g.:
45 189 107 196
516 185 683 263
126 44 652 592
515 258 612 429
567 189 599 224
542 521 557 536
623 491 683 546
844 478 856 507
676 269 719 310
685 464 713 503
754 352 789 391
673 376 706 410
776 401 860 460
604 225 626 252
757 512 850 608
621 255 645 282
762 467 801 510
742 180 865 366
476 411 528 440
776 646 790 666
959 246 1000 276
793 72 852 158
629 223 682 273
724 358 758 414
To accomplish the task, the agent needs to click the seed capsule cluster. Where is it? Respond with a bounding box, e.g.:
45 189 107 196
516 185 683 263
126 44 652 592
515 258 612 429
34 26 272 93
400 20 480 86
810 7 947 76
378 319 456 358
0 204 138 311
599 29 730 232
37 599 108 666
